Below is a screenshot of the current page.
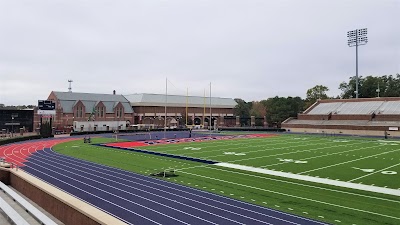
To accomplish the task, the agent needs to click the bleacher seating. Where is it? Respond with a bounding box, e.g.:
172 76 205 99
286 119 400 127
0 194 30 225
282 98 400 136
307 100 400 115
0 181 57 225
308 102 343 115
377 101 400 114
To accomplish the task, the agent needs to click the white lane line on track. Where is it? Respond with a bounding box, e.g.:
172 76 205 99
23 156 225 225
19 166 147 225
40 147 326 225
28 160 251 225
21 160 190 225
29 153 273 225
17 141 142 225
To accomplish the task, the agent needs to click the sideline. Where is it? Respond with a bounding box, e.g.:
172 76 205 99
215 162 400 197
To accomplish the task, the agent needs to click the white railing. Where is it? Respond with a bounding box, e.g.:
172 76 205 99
0 181 58 225
0 194 30 225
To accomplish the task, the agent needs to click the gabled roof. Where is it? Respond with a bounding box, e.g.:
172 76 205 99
53 91 129 102
124 93 237 108
52 91 133 113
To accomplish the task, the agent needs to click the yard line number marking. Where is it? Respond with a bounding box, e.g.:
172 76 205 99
277 158 308 164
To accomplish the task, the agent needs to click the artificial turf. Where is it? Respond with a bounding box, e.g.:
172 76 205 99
52 135 400 225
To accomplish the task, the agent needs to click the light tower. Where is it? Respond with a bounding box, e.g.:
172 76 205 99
347 28 368 98
68 80 73 92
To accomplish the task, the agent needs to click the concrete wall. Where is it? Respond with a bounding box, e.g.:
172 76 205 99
9 172 101 225
0 168 10 184
0 169 125 225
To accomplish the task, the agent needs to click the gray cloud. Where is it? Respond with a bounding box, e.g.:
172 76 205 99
1 0 399 105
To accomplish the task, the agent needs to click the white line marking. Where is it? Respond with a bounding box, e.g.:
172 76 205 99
30 152 284 225
216 163 400 197
349 163 400 182
178 171 400 220
298 149 400 175
43 148 317 225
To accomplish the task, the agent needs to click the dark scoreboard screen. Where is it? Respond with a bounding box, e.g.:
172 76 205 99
38 100 55 110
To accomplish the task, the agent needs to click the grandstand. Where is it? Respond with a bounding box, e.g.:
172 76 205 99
282 97 400 137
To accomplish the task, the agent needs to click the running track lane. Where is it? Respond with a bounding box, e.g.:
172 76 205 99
0 139 76 166
9 140 326 225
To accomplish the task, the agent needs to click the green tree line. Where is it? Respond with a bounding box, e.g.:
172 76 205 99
234 74 399 127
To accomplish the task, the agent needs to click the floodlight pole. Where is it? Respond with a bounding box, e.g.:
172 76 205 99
348 28 368 99
11 116 14 137
164 77 167 139
209 82 212 135
355 31 360 99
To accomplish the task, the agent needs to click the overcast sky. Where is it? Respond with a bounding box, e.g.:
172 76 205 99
0 0 399 106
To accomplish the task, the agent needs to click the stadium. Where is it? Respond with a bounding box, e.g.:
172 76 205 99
282 97 400 138
0 1 399 225
1 90 399 225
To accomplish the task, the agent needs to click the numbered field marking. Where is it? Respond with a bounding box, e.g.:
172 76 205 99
349 163 400 182
224 152 246 156
352 167 375 173
381 171 397 175
333 140 349 143
298 149 400 175
183 147 202 150
277 158 308 164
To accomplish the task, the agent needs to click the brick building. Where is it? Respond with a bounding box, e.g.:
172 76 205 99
125 93 237 127
35 91 134 132
35 91 237 132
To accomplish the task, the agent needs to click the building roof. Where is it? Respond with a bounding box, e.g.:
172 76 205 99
52 91 133 113
306 98 400 115
285 119 400 127
53 91 129 102
124 93 237 108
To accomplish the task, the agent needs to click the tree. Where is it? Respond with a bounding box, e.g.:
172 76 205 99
339 74 400 98
306 85 329 102
233 98 251 118
265 96 304 127
40 121 53 138
304 85 329 109
250 101 266 117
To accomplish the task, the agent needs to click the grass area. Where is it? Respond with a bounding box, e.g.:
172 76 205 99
53 135 400 225
140 134 400 188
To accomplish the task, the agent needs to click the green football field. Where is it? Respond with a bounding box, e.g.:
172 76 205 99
53 133 400 225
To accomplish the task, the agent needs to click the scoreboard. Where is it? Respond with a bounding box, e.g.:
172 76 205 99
38 100 55 110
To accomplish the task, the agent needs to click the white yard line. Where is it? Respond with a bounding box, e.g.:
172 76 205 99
205 166 400 203
298 149 400 174
262 144 379 167
348 163 400 182
215 162 400 197
180 169 400 220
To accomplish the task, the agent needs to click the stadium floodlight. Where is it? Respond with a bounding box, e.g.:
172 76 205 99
347 28 368 98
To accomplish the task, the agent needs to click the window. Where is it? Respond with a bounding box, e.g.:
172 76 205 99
116 107 123 118
76 106 83 118
96 106 104 118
